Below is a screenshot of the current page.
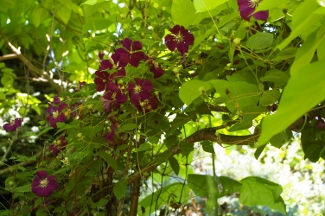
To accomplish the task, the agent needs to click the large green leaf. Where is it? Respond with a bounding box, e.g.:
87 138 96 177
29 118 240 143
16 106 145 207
179 80 212 105
171 0 208 27
113 179 127 200
239 176 286 214
246 32 273 50
193 0 228 12
258 61 325 145
255 0 290 11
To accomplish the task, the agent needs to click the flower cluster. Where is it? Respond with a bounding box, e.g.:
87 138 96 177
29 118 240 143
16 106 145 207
237 0 269 21
93 38 167 143
3 118 23 132
31 170 58 197
164 25 194 55
46 96 67 129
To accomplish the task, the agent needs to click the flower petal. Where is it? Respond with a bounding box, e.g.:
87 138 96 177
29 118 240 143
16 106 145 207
252 10 269 21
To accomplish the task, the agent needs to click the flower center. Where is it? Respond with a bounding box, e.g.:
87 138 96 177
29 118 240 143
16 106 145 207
248 0 260 8
39 178 49 188
175 33 184 43
134 85 142 94
53 111 59 118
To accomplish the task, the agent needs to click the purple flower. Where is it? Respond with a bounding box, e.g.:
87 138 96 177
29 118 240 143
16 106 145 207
138 96 158 113
46 96 67 115
115 38 146 67
127 78 153 107
3 118 23 132
99 53 126 77
148 60 164 78
164 25 194 55
47 111 66 129
101 88 127 112
31 170 58 197
237 0 269 21
49 136 68 156
73 81 86 92
94 71 118 92
104 118 119 142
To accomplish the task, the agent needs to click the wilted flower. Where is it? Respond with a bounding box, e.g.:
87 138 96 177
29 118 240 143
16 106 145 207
237 0 269 21
31 170 58 197
3 118 23 132
127 78 153 107
115 38 146 67
104 118 119 142
164 25 194 55
49 136 68 156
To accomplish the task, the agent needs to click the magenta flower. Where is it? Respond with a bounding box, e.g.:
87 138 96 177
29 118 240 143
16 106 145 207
101 88 127 112
94 71 118 92
46 97 67 129
99 53 126 77
138 96 158 113
46 96 67 115
31 170 58 197
237 0 269 21
127 78 153 107
3 118 23 132
164 25 194 55
115 38 146 67
148 60 164 78
49 136 68 156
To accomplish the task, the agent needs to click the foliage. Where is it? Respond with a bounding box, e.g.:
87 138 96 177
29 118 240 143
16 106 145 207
0 0 325 215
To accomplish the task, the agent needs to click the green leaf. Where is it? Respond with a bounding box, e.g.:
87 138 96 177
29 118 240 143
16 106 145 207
169 156 180 175
31 7 48 27
226 81 260 112
97 151 118 171
113 179 127 200
179 80 212 105
201 140 215 153
171 0 208 27
239 176 286 214
218 176 242 197
260 69 290 87
259 90 280 106
254 144 266 159
119 123 137 132
318 35 325 60
269 131 289 148
277 6 325 50
246 32 273 50
258 61 325 146
255 0 290 11
80 0 98 6
188 174 218 198
56 4 71 24
193 0 228 12
290 29 324 75
136 143 151 152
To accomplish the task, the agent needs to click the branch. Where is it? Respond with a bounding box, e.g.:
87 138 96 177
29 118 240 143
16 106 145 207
0 31 63 93
127 123 259 184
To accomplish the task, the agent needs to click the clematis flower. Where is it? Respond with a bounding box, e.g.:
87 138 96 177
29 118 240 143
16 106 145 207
101 88 127 112
164 25 194 55
94 71 118 92
148 60 164 78
237 0 269 21
99 53 126 77
3 118 23 132
127 78 153 107
138 96 158 113
104 118 119 142
31 170 58 197
49 136 68 156
115 38 146 67
46 97 67 129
